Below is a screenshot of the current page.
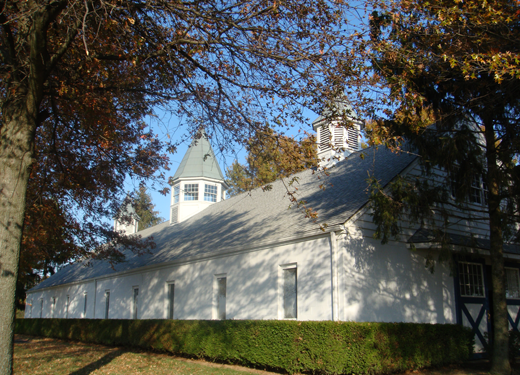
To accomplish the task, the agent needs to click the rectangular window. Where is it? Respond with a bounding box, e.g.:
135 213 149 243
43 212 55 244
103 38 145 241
216 277 226 320
105 291 110 319
506 268 520 299
184 184 198 201
83 293 88 318
283 267 297 319
204 185 217 202
66 296 70 319
450 174 459 200
40 299 43 318
458 262 485 297
470 175 483 204
482 179 489 206
451 172 488 206
168 283 175 319
51 297 56 318
173 185 180 204
133 287 139 319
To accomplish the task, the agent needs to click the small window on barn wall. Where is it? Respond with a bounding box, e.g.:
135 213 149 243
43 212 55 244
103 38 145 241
470 175 488 205
132 287 139 319
458 262 485 297
51 297 56 318
105 290 110 319
66 296 70 319
451 171 488 206
167 282 175 319
83 293 88 318
213 274 227 320
39 299 43 318
278 263 297 319
283 267 297 319
506 268 520 299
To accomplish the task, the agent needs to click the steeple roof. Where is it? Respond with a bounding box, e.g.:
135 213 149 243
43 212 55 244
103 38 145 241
171 133 225 182
312 97 360 128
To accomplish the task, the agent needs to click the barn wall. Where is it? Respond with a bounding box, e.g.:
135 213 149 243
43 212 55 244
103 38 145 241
25 281 96 319
339 222 456 324
26 226 459 325
26 235 335 321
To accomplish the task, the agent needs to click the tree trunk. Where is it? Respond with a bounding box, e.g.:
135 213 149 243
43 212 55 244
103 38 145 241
0 107 37 375
0 5 59 372
484 121 511 375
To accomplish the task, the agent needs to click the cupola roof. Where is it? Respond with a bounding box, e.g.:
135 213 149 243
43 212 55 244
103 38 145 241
312 98 360 128
171 132 225 182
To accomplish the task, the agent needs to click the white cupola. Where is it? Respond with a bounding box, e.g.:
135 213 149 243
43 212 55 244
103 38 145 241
312 98 365 167
114 201 140 235
169 132 228 225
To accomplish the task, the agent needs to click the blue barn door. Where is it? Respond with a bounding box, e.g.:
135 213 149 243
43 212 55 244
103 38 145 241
456 261 520 357
455 261 492 356
505 264 520 333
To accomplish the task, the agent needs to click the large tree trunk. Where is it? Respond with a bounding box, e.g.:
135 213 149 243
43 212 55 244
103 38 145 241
484 121 511 375
0 106 37 374
0 6 52 372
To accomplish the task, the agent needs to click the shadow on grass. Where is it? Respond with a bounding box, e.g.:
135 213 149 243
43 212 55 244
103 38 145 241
69 349 127 375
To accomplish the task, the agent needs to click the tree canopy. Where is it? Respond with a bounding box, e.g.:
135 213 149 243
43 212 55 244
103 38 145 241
226 129 317 196
360 0 520 373
0 1 354 373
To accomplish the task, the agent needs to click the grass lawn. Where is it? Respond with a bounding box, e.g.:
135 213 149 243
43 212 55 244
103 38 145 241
13 335 275 375
13 334 520 375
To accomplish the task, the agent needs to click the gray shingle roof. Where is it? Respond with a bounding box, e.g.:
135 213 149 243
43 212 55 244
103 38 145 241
171 133 225 182
29 147 416 292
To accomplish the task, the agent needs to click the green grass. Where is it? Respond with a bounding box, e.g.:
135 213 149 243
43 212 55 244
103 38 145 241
13 335 272 375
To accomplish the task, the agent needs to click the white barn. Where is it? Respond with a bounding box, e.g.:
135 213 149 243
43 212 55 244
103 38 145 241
25 108 520 354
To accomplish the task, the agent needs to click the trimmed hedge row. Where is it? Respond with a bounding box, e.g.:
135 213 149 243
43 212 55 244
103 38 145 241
16 319 473 374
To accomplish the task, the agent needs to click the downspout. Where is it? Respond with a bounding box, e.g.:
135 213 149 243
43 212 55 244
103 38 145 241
330 231 340 321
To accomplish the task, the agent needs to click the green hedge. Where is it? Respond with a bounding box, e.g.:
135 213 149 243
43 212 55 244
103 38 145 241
15 319 473 374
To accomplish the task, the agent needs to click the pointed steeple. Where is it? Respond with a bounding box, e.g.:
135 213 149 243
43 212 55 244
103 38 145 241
171 132 225 182
169 132 227 225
